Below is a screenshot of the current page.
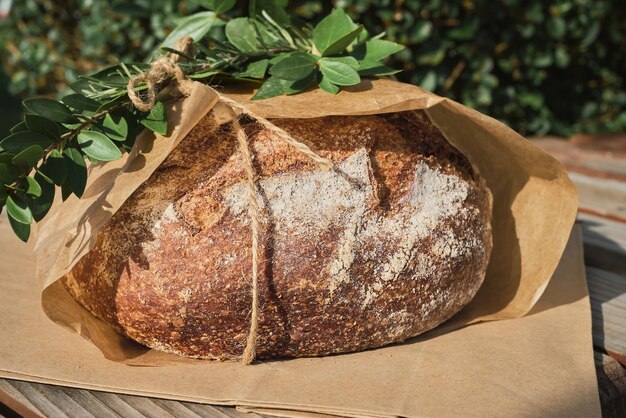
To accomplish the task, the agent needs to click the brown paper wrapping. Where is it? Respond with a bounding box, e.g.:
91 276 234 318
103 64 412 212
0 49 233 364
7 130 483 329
0 78 596 416
33 79 578 360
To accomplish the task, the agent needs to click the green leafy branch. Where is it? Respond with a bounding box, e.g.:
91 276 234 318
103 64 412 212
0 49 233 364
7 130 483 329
0 1 405 241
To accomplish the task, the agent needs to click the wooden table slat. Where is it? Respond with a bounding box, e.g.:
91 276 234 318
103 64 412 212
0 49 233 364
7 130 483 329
113 393 177 418
4 380 68 418
59 388 120 418
88 390 149 418
151 398 210 418
0 380 44 418
33 383 95 418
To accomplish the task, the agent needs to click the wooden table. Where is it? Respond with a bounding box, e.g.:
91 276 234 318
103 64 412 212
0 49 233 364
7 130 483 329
1 137 625 418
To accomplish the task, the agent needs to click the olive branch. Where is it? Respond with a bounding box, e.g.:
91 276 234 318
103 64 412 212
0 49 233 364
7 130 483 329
0 2 405 241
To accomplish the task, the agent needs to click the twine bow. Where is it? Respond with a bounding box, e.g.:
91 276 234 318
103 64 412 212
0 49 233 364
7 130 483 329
127 38 335 364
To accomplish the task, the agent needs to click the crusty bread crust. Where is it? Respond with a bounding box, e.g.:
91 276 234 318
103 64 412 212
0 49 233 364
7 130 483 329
63 110 492 360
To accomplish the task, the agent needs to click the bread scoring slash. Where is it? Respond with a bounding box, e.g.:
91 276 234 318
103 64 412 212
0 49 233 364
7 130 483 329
63 110 492 360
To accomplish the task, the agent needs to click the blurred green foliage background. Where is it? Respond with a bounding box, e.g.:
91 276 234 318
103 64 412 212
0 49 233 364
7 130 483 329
1 0 625 138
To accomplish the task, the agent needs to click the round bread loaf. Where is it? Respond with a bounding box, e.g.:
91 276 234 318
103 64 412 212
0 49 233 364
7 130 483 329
63 109 492 360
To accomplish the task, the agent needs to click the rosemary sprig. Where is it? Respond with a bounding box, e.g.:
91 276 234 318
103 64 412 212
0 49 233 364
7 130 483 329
0 2 405 241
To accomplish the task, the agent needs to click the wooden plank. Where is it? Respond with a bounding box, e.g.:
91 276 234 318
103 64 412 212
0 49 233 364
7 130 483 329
571 132 626 155
113 393 177 418
532 137 626 181
4 380 67 418
88 391 147 418
32 383 94 417
579 214 626 253
59 388 120 418
595 353 626 418
0 379 42 417
587 267 626 366
579 215 626 275
571 173 626 221
151 398 206 418
0 379 265 418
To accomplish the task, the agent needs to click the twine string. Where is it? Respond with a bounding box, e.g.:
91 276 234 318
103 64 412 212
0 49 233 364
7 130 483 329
127 37 194 112
226 109 262 365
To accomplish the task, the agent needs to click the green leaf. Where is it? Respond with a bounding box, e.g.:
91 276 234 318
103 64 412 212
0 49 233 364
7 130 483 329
122 117 140 150
357 62 402 76
35 170 53 184
77 131 122 161
284 74 316 95
61 181 73 201
269 52 317 80
0 154 15 164
319 56 359 69
352 39 405 63
63 147 87 198
555 47 570 68
581 21 600 47
62 94 100 112
269 53 290 65
95 95 127 113
23 98 77 124
420 70 438 91
225 18 269 53
252 74 316 100
313 8 357 56
24 176 42 198
140 102 168 135
32 173 55 222
448 19 479 40
319 60 360 86
321 25 363 56
161 11 220 49
24 114 59 138
0 163 18 185
12 145 44 171
250 0 290 25
236 59 269 79
0 131 54 153
102 113 128 142
253 76 289 100
410 21 433 43
319 76 340 94
10 121 27 134
6 195 32 224
261 10 294 46
8 214 30 242
81 64 143 87
187 70 220 80
417 43 448 65
547 16 566 40
212 0 236 14
39 150 67 185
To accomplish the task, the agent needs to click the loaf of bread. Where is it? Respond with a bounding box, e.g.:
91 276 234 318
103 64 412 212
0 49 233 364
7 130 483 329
63 109 492 360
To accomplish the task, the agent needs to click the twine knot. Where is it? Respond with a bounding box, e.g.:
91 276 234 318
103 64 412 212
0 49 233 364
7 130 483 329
127 36 195 112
